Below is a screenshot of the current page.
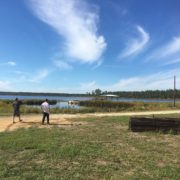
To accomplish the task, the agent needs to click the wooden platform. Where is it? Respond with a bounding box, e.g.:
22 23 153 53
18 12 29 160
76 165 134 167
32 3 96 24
129 116 180 133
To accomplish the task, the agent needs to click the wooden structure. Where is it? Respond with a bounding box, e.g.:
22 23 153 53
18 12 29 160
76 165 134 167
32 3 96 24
129 116 180 133
100 94 119 101
68 100 79 105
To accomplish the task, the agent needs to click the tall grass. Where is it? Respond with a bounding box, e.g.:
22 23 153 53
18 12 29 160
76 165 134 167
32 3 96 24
79 100 179 112
23 99 57 105
0 100 12 115
0 100 180 116
79 100 135 109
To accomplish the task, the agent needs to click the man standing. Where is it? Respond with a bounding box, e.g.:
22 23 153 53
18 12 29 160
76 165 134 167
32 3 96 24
41 99 50 124
12 98 22 123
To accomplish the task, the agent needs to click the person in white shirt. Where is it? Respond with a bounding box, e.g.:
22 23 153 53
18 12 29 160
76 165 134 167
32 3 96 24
41 99 50 124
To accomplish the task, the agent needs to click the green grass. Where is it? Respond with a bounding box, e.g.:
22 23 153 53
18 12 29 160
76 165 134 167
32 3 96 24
0 116 179 179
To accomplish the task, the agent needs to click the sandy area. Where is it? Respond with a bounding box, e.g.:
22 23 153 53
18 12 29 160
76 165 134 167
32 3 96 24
1 110 180 132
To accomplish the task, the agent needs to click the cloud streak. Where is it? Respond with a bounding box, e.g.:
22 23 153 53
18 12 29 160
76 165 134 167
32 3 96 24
109 69 180 91
30 69 49 83
145 37 180 63
80 81 97 91
76 69 180 93
161 37 180 57
163 58 180 66
0 81 10 91
29 0 106 63
0 61 16 66
119 25 150 59
7 61 16 66
54 60 73 70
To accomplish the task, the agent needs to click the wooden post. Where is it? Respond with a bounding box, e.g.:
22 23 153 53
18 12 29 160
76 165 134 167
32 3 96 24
173 76 176 107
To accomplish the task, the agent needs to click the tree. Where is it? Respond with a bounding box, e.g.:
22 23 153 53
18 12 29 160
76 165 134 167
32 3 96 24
94 89 102 96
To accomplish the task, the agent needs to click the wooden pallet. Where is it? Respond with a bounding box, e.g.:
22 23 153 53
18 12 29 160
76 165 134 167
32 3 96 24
129 116 180 133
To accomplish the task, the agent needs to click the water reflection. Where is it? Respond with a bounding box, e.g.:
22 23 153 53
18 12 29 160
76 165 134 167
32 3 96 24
54 101 80 109
28 101 81 109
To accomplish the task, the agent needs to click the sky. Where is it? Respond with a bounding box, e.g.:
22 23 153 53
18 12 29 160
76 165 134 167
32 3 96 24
0 0 180 93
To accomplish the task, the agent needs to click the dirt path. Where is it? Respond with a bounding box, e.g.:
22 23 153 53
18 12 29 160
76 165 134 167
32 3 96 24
1 110 180 132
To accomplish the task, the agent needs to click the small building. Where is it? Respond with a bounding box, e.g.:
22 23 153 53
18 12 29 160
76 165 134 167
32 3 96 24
100 94 119 100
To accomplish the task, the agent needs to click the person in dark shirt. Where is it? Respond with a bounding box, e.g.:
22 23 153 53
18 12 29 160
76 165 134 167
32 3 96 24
12 98 22 123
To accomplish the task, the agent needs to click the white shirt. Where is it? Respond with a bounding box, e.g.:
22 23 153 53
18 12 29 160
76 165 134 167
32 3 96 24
41 101 50 113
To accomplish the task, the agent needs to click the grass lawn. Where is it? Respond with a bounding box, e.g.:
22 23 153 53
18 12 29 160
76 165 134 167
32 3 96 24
0 116 179 179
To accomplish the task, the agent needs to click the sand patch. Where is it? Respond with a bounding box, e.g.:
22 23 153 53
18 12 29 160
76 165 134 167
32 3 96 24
0 114 85 132
1 110 180 132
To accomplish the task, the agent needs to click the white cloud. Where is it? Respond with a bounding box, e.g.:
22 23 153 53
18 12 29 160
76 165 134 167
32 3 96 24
161 37 180 57
55 69 178 93
0 81 10 91
163 58 180 66
107 1 128 16
76 69 180 92
11 69 50 84
17 68 177 93
7 61 16 66
30 69 49 83
29 0 106 63
54 60 73 70
92 59 103 69
0 61 16 66
109 69 180 91
13 70 28 75
40 81 98 93
80 81 97 91
119 25 150 59
145 37 180 63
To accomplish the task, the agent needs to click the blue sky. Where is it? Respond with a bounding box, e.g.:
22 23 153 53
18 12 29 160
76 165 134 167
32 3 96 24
0 0 180 93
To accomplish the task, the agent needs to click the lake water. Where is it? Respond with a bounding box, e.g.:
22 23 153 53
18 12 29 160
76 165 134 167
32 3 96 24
0 95 92 101
0 95 92 109
0 95 178 109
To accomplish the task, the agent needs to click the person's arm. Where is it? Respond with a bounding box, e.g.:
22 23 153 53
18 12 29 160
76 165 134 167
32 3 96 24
48 104 50 113
41 104 43 112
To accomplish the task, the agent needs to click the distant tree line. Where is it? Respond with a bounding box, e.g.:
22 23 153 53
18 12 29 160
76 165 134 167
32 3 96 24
88 89 179 99
102 89 179 99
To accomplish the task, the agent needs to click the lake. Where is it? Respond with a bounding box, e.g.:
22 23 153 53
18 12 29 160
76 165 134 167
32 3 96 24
0 95 178 109
0 95 92 101
0 95 93 109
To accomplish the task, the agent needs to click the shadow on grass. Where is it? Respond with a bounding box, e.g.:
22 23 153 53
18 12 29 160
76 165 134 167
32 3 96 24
4 118 83 132
23 121 83 127
4 122 16 132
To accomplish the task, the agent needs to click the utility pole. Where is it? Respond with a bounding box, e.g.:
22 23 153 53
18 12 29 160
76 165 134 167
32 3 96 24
173 76 176 107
